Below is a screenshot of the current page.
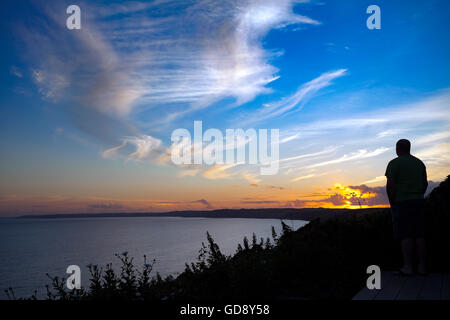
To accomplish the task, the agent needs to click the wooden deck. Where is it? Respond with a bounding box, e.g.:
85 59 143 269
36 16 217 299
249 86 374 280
353 271 450 300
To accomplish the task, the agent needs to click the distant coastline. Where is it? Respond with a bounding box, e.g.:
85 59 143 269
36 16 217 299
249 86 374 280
18 207 386 221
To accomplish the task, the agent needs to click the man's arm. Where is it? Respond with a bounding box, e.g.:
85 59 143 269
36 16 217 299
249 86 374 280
386 177 396 206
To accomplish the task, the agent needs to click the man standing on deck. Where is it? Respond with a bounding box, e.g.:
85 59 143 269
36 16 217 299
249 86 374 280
385 139 428 276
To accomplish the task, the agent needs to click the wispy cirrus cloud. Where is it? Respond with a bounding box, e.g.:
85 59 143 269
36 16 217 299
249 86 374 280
102 135 165 161
119 0 321 123
18 0 321 147
360 176 386 185
278 90 450 183
278 146 337 166
202 164 239 180
95 1 157 17
415 131 450 146
286 89 450 138
10 66 23 78
415 142 450 180
291 173 316 182
306 147 390 169
290 169 340 182
240 69 347 125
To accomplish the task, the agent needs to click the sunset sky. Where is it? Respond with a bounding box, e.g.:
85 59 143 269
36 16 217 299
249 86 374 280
1 0 449 216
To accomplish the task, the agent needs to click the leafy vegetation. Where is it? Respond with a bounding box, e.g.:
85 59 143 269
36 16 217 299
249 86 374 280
8 176 449 300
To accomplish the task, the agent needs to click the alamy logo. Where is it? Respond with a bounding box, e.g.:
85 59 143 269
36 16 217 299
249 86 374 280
66 265 81 290
366 5 381 30
66 5 81 30
366 265 381 290
171 121 279 175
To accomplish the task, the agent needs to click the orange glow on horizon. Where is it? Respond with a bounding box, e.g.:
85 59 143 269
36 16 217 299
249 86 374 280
0 181 391 216
332 183 376 199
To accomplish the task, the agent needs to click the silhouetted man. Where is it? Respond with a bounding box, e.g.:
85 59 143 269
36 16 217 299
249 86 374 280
386 139 428 275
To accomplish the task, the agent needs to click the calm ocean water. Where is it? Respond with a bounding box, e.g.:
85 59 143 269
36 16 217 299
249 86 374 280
0 217 307 299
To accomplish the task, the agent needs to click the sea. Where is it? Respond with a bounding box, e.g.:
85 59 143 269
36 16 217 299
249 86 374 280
0 216 307 299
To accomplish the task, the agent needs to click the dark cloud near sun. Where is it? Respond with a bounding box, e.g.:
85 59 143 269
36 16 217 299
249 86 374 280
192 199 213 209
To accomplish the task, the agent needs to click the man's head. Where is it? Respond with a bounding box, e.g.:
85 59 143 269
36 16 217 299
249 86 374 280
396 139 411 156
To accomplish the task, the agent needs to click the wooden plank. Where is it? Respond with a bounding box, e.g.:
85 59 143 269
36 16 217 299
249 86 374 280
374 271 406 300
396 275 425 300
352 270 391 300
353 272 450 300
352 286 380 300
442 274 450 300
418 273 443 300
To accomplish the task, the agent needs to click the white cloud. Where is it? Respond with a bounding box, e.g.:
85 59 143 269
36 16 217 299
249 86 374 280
10 66 23 78
377 129 403 138
31 69 69 99
306 147 390 169
20 0 321 145
415 142 450 181
415 131 450 146
279 133 301 144
416 142 450 165
278 146 337 165
95 0 322 124
102 135 165 162
177 168 200 178
242 172 262 184
361 176 386 185
202 164 239 180
291 173 316 182
285 90 450 138
241 69 347 125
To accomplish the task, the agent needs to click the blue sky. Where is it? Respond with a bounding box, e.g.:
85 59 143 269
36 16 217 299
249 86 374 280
0 0 449 215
